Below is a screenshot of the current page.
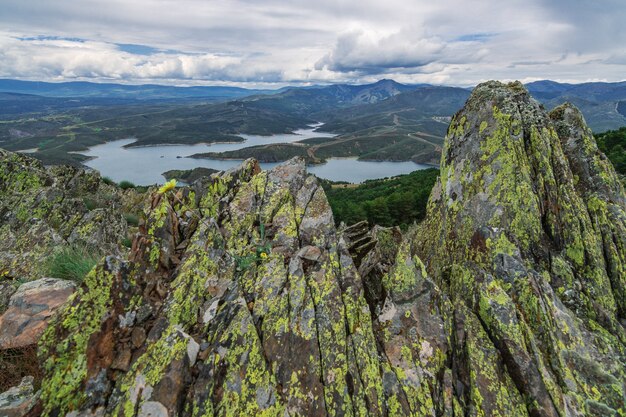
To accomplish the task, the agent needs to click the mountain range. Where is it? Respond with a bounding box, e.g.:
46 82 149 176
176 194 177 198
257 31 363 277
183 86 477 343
0 79 272 100
0 78 625 168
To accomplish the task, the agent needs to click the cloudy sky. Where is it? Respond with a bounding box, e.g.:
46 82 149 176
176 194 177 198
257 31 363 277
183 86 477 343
1 0 625 87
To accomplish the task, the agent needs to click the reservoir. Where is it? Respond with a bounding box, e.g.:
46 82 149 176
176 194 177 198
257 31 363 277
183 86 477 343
79 126 432 185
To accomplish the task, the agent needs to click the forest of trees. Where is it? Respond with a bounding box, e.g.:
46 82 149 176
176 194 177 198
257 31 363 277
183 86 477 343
321 127 625 230
595 127 626 178
321 168 439 229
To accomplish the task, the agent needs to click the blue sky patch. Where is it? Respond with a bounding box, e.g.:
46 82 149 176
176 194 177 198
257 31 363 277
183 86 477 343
455 33 495 43
18 35 86 42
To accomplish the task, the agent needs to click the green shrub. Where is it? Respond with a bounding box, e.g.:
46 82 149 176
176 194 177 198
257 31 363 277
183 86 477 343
45 245 101 283
101 176 116 186
123 213 140 227
83 197 101 211
122 237 132 248
118 180 136 190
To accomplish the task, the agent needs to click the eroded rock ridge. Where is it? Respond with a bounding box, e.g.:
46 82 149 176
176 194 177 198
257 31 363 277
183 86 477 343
19 81 626 416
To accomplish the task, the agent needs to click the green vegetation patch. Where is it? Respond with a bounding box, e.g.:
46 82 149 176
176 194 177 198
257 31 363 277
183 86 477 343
595 127 626 176
45 245 102 283
118 180 136 190
191 143 314 163
321 168 439 228
162 167 218 183
123 213 140 227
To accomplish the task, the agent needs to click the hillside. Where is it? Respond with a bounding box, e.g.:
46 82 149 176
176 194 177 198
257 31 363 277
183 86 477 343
321 168 439 227
527 80 626 131
191 85 470 165
1 81 624 416
0 80 425 166
0 79 272 100
0 100 313 166
595 126 626 184
2 80 626 169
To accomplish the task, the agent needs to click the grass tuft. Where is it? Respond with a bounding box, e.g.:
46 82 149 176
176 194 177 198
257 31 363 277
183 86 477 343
83 197 102 211
45 245 101 283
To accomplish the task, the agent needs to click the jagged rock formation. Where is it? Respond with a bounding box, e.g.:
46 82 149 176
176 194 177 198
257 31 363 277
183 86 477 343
27 81 626 416
0 149 139 285
416 81 626 416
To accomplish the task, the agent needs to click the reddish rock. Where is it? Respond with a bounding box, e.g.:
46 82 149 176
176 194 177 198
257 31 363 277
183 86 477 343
0 278 76 350
111 348 132 372
131 327 147 349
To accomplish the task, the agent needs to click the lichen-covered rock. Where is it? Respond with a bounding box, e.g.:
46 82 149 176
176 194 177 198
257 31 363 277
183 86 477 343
37 159 386 416
0 150 132 281
0 376 37 417
416 81 626 416
550 103 626 319
0 282 16 315
0 278 76 350
32 81 626 417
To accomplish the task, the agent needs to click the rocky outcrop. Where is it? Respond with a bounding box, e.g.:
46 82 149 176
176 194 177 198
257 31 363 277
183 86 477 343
0 278 76 350
0 376 37 417
0 283 15 315
0 150 131 282
416 81 626 416
28 82 626 416
550 103 626 319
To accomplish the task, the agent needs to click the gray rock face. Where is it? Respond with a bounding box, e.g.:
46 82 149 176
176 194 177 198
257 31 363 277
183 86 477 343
0 283 16 315
21 82 626 417
550 103 626 319
417 81 626 416
0 150 128 281
0 376 37 417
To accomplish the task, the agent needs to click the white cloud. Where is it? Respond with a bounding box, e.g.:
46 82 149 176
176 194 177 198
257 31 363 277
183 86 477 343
0 0 624 86
0 33 282 83
315 27 446 73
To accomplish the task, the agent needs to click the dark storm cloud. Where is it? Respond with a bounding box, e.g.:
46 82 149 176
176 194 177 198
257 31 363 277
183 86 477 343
0 0 624 86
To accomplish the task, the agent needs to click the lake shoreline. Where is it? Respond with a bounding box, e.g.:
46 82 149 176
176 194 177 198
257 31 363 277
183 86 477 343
78 125 433 185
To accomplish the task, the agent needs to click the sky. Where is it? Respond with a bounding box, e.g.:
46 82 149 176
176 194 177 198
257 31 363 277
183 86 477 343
1 0 625 87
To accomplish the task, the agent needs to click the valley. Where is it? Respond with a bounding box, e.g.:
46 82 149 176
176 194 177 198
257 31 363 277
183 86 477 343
0 79 625 185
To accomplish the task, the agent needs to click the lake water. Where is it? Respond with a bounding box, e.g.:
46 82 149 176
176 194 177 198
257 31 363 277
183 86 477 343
79 125 432 184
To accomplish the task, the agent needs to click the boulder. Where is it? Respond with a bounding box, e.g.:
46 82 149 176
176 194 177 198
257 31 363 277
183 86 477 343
0 376 37 417
0 278 76 350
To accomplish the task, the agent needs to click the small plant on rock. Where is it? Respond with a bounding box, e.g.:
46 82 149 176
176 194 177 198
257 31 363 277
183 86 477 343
45 245 101 283
234 223 271 272
123 213 140 227
156 179 272 273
